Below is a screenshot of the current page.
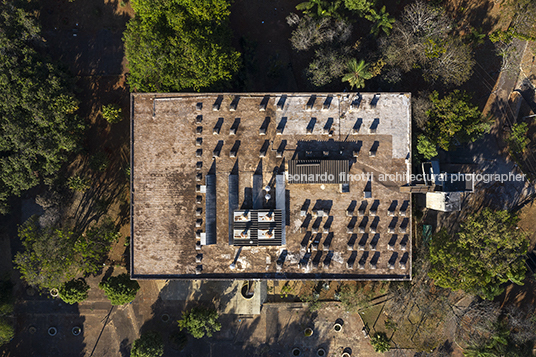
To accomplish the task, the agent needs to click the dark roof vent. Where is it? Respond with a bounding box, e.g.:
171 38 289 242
230 96 240 111
259 95 270 111
306 95 316 110
276 95 287 110
212 95 223 111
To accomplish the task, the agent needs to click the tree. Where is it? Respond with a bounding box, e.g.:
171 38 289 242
501 0 536 40
288 15 352 52
425 90 489 151
0 2 84 213
342 59 372 89
123 0 241 92
14 217 80 289
58 278 90 304
380 0 474 86
368 6 395 36
14 216 120 289
178 306 221 339
306 47 351 87
507 122 530 153
370 332 391 352
75 219 120 275
296 0 343 19
101 104 122 124
416 135 438 160
343 0 376 17
130 331 164 357
99 273 140 305
428 209 529 300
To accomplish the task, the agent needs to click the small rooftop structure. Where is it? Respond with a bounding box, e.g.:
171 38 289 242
131 93 412 280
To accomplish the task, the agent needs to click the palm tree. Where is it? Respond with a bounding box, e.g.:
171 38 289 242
369 6 395 36
342 59 372 89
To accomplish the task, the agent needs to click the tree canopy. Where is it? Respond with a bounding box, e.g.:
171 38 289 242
14 216 120 289
381 0 475 86
178 306 221 339
123 0 241 92
342 58 372 89
425 90 489 151
58 278 90 305
130 331 164 357
428 209 529 300
99 273 140 305
0 1 84 213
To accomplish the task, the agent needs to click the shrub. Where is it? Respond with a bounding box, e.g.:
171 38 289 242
416 135 438 160
58 278 90 304
507 122 530 153
98 273 140 305
178 306 221 339
371 332 391 352
130 331 164 357
101 104 122 124
0 318 13 346
67 175 91 192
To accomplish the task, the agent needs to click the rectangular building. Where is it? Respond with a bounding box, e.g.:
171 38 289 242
131 93 412 280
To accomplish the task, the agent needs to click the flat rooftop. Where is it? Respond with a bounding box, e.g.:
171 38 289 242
131 93 412 280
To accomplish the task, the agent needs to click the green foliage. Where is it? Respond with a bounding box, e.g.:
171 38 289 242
280 283 294 298
507 122 530 153
75 219 120 275
296 0 343 19
178 306 221 339
99 273 140 305
58 278 90 304
0 279 13 347
0 318 13 347
367 6 395 36
101 104 122 124
425 90 489 151
500 0 536 40
428 209 529 300
416 135 438 160
0 2 85 211
342 58 372 89
343 0 376 16
489 28 514 44
130 331 164 357
124 0 240 92
67 175 91 192
14 216 119 289
370 332 391 353
462 321 534 357
14 216 80 289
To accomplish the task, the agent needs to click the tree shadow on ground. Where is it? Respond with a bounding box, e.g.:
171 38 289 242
129 280 335 357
